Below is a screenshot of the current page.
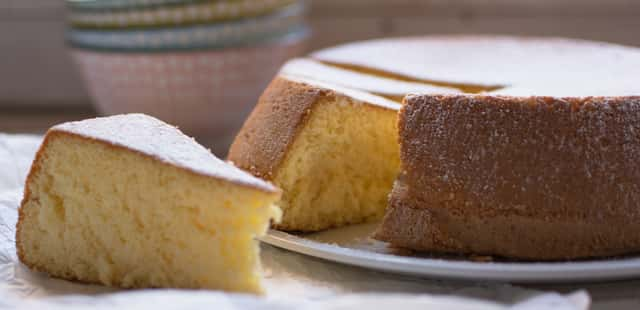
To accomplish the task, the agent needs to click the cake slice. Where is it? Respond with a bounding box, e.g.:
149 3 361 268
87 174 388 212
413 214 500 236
228 75 401 231
16 114 281 293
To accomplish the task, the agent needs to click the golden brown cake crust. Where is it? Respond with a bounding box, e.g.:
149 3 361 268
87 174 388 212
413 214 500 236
227 77 335 179
15 131 50 272
375 94 640 260
228 76 399 181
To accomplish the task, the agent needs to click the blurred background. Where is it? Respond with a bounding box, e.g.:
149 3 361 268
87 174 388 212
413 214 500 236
1 0 640 154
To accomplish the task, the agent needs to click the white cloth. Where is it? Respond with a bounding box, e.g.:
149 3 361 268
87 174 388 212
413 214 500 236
0 134 594 309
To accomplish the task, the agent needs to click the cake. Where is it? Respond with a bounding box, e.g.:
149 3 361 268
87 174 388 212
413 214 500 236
16 114 281 292
228 75 402 231
230 35 640 259
229 54 466 231
376 94 640 260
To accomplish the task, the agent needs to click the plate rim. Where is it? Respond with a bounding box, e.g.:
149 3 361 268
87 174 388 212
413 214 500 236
261 229 640 283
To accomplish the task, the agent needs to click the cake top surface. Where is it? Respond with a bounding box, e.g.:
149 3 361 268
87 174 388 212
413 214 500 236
281 58 460 96
281 74 401 110
52 114 278 193
310 35 640 97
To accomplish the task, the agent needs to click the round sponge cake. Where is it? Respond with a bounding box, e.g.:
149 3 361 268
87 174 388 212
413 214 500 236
231 35 640 259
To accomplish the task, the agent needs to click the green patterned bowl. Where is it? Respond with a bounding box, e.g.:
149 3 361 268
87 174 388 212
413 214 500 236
70 30 308 150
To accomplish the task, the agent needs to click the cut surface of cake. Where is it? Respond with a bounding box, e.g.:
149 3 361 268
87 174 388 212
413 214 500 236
228 75 401 231
230 35 640 260
16 114 281 293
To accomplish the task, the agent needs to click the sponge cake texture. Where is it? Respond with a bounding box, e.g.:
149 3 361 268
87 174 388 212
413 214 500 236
16 114 281 293
229 76 400 231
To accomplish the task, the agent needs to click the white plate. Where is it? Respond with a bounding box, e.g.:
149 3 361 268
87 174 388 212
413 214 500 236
261 222 640 283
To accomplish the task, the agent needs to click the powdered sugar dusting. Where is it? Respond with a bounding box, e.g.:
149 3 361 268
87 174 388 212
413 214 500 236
280 74 401 110
312 35 640 96
281 58 460 96
53 114 277 192
374 94 640 258
401 95 640 220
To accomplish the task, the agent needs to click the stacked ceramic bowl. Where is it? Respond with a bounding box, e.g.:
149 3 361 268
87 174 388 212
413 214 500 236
66 0 308 153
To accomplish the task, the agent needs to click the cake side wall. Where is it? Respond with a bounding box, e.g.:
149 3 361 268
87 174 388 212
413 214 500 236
15 129 58 269
376 94 640 259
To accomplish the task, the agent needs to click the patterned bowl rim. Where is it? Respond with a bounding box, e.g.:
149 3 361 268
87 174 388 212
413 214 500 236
69 0 302 30
67 0 206 12
66 3 307 52
69 26 309 54
68 1 305 33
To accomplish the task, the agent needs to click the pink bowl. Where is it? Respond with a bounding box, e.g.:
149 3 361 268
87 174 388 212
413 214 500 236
71 32 306 154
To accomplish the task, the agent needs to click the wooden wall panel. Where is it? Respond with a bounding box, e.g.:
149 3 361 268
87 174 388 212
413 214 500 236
0 20 89 105
310 0 640 18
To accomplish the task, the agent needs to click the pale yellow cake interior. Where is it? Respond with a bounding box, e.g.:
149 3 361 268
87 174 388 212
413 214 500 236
272 95 399 231
18 133 280 293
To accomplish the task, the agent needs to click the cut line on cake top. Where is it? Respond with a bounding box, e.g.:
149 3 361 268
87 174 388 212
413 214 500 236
316 60 505 95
